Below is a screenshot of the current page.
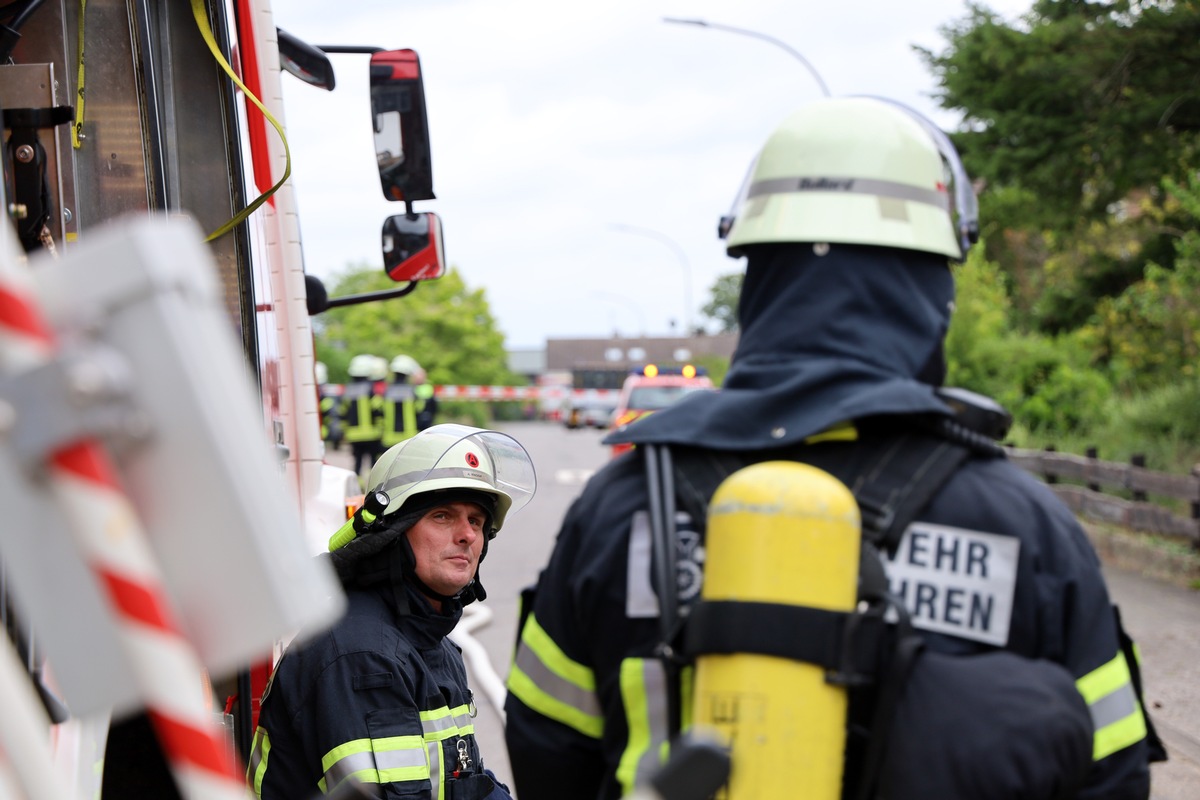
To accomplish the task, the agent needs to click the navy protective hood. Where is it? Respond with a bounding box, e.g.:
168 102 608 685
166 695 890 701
604 242 957 450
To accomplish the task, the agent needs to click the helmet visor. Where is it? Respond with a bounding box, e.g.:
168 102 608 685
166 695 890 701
368 423 537 527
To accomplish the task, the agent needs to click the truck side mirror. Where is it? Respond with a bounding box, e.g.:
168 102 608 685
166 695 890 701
370 49 434 203
382 212 445 282
277 28 336 91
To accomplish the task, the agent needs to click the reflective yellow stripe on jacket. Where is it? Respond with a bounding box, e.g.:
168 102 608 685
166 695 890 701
421 703 476 800
1077 650 1147 761
507 612 604 738
247 726 270 798
615 658 676 797
317 734 428 794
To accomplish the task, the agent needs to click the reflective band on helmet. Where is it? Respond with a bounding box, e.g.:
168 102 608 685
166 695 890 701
247 726 270 798
506 613 604 738
616 658 672 797
1076 651 1148 761
383 465 497 494
747 176 950 211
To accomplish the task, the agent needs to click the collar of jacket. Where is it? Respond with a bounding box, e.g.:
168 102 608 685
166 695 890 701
604 242 956 450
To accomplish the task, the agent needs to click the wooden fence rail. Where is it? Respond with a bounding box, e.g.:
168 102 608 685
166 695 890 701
1005 447 1200 548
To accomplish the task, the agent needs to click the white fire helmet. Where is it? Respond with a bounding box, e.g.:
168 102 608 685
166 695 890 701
720 96 978 261
368 355 390 381
347 353 378 378
365 424 536 537
390 354 421 376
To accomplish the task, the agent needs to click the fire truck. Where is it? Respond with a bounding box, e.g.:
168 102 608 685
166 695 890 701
0 0 444 796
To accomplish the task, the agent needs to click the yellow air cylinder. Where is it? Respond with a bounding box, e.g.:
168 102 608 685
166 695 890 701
692 461 861 800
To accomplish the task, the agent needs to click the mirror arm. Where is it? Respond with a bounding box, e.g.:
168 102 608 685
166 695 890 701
316 45 385 55
320 283 418 312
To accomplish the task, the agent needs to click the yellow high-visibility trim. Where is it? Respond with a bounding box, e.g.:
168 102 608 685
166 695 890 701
1077 653 1131 702
507 663 604 739
679 665 694 731
1094 711 1148 762
520 614 596 690
805 420 858 444
1077 653 1148 761
616 660 653 796
321 738 374 771
248 727 270 798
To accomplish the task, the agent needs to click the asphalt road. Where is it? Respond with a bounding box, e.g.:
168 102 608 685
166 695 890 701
330 420 1200 798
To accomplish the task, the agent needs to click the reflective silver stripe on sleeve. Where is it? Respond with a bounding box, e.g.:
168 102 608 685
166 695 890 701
375 746 428 773
627 510 658 618
513 639 603 718
422 713 458 738
324 750 378 792
747 176 949 210
634 661 671 788
420 704 474 740
428 741 443 800
1090 681 1138 731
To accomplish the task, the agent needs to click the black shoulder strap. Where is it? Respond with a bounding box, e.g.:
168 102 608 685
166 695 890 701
672 422 982 555
659 421 998 800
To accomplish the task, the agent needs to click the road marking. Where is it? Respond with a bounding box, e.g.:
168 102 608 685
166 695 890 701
555 468 595 486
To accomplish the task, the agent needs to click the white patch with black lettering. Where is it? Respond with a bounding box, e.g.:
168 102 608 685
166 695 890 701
883 522 1019 647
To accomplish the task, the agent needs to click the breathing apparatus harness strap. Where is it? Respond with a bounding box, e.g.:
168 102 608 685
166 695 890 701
643 411 1005 798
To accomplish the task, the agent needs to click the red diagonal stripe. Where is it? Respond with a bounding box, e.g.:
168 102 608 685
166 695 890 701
100 569 177 633
147 709 240 779
52 442 123 491
0 286 54 342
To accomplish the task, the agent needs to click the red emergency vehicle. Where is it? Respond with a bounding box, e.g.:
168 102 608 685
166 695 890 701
609 364 715 457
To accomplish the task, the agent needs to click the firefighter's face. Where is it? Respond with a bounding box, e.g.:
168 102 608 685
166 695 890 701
406 501 487 600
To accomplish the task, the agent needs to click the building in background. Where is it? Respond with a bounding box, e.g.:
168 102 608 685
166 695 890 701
545 333 738 390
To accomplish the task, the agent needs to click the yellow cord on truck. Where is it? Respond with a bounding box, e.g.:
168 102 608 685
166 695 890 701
190 0 291 241
72 0 86 149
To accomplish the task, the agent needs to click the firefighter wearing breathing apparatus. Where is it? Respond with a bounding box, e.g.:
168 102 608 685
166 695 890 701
504 97 1163 800
248 424 536 799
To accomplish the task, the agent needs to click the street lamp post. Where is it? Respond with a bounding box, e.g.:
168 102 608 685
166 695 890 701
591 291 647 337
609 224 693 335
663 17 832 98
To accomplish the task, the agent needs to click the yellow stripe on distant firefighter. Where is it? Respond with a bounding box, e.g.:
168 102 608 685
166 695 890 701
1076 652 1147 761
507 613 604 738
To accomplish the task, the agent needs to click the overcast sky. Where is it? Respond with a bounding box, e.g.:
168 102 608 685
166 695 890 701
273 0 1031 349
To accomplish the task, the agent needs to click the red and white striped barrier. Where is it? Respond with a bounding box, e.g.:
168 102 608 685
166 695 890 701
323 384 621 403
0 266 249 798
433 385 620 403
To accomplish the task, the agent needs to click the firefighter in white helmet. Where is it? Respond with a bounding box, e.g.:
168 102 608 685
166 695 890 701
315 361 344 452
381 354 422 449
505 97 1162 800
249 424 536 799
340 353 385 481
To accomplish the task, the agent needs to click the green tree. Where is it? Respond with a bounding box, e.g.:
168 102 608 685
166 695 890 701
946 243 1112 435
922 0 1200 228
945 244 1012 389
921 0 1200 331
700 272 743 333
1077 174 1200 391
315 265 518 402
